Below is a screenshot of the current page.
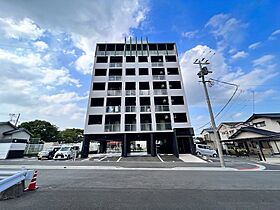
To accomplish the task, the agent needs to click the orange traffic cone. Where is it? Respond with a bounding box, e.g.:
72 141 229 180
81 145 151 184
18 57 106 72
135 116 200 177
25 170 39 191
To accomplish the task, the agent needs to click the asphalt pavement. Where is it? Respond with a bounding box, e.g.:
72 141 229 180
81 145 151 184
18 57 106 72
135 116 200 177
1 169 280 210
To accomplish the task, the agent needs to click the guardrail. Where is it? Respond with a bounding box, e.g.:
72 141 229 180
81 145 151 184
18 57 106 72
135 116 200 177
0 170 33 193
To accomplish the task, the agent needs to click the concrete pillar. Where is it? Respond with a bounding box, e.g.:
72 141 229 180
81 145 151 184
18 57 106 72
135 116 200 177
122 134 128 157
100 141 107 153
150 133 156 157
172 132 179 158
147 139 151 154
81 135 90 158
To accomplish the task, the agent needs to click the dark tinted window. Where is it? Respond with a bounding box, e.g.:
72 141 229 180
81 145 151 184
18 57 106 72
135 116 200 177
171 96 184 105
95 69 107 76
174 113 188 123
139 68 149 75
126 68 135 75
90 98 104 106
126 56 135 62
169 81 181 89
96 56 108 63
138 56 148 62
92 83 106 90
165 55 177 62
88 115 102 124
167 68 179 75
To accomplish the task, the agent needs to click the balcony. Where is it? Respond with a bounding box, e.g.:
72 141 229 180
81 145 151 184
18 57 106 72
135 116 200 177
125 106 136 112
109 76 122 81
153 89 167 95
104 124 120 132
155 105 169 112
106 106 121 113
139 90 150 95
140 105 151 112
151 62 164 67
141 123 152 131
125 124 136 131
153 75 166 80
125 90 136 96
107 90 122 96
156 123 172 131
109 63 122 68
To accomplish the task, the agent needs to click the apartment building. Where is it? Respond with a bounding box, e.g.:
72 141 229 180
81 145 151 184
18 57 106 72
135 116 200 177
81 40 194 158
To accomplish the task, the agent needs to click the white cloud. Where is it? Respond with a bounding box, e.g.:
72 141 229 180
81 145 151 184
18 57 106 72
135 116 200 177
253 55 275 66
205 13 248 52
268 29 280 40
0 17 44 40
180 45 277 106
248 42 261 50
182 30 198 39
231 51 248 60
33 41 48 51
40 92 87 104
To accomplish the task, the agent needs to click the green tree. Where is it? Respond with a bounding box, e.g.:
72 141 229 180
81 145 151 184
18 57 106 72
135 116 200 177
59 128 84 143
19 120 60 142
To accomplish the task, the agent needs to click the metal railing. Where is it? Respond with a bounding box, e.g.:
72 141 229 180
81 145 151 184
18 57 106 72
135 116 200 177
140 105 151 112
139 90 150 95
107 90 122 96
151 62 164 67
104 124 120 132
153 89 167 95
156 123 172 130
109 76 122 81
153 75 166 80
125 124 136 131
155 105 169 112
106 106 121 113
109 63 122 67
125 90 136 96
125 106 136 112
0 170 34 193
141 123 152 131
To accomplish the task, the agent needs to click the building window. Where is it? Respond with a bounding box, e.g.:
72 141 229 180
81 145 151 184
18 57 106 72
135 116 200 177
110 56 123 63
139 68 149 75
169 81 181 89
126 68 135 75
151 56 163 63
173 113 188 123
88 115 102 125
167 68 179 75
171 96 184 105
92 83 106 91
90 98 104 107
96 56 108 63
126 56 135 63
94 69 107 76
138 56 148 62
253 121 266 128
165 55 177 62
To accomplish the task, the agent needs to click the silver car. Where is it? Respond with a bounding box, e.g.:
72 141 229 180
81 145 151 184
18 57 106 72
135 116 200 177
195 144 218 157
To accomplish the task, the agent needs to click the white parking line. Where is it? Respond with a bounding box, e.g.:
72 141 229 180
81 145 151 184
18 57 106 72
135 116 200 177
157 154 164 162
116 157 122 162
99 156 107 161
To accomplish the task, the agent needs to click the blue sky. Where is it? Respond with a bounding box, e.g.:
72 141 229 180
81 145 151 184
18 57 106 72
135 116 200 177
0 0 279 134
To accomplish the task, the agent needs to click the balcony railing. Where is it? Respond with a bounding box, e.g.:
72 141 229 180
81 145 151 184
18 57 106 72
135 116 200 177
104 124 120 132
155 105 169 112
156 123 172 131
109 63 122 68
125 124 136 131
153 75 166 80
109 76 122 81
151 62 164 67
96 51 106 56
106 106 121 113
125 106 136 112
153 89 167 95
140 105 151 112
125 90 136 96
107 90 122 96
139 90 150 95
141 123 152 131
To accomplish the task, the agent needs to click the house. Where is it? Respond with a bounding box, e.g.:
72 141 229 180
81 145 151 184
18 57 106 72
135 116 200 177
0 122 32 159
200 128 217 149
221 113 280 155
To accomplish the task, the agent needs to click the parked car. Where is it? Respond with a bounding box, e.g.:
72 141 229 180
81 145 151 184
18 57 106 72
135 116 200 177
53 145 80 160
195 144 218 157
37 146 61 160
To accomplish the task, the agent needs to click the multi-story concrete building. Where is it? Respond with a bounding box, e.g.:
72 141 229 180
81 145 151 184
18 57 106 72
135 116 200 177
81 40 194 158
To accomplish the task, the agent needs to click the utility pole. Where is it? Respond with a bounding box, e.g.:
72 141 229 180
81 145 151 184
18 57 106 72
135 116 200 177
194 58 225 168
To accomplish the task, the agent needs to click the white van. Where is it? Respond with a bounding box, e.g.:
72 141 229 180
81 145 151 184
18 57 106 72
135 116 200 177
195 144 218 157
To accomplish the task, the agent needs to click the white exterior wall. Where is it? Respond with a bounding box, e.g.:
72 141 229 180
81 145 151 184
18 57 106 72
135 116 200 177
249 117 280 132
84 43 192 135
218 123 245 140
